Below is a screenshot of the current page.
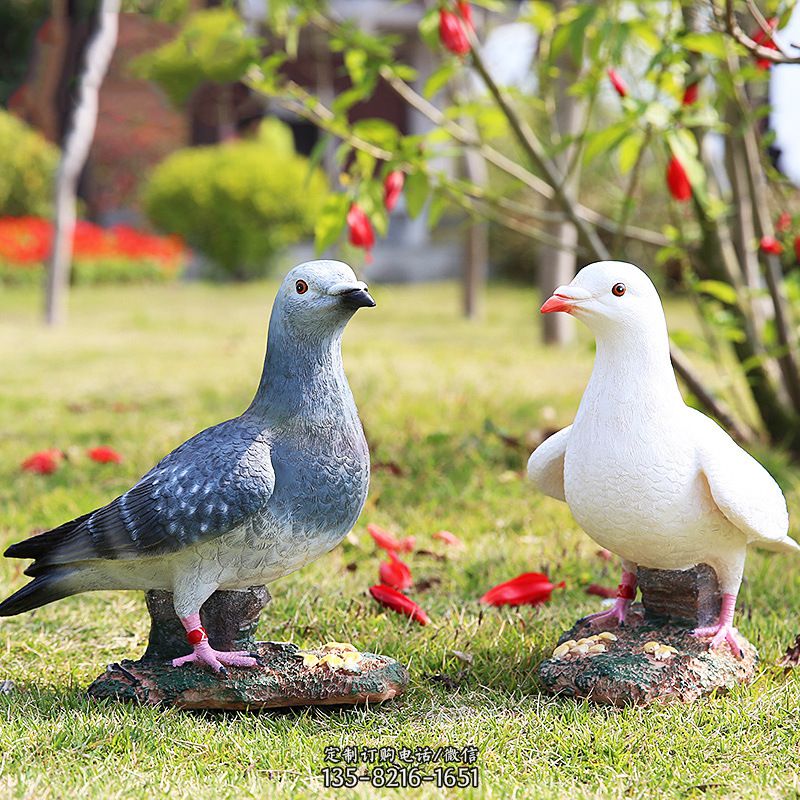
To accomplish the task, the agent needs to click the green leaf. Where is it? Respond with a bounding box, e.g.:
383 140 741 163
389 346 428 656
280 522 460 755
695 279 738 306
583 121 630 163
315 193 350 254
344 49 367 84
424 61 457 99
680 32 728 59
522 1 556 33
352 118 399 150
617 129 646 174
428 192 448 229
405 171 430 219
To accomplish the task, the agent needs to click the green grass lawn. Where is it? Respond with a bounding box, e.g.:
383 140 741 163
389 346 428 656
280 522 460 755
1 280 799 799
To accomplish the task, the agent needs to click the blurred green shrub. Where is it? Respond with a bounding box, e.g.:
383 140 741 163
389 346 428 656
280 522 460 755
0 110 57 216
143 119 328 279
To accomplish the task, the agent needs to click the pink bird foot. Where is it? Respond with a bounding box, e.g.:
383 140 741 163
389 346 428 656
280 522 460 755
691 592 744 659
581 569 637 628
174 614 261 673
172 642 260 673
582 597 631 628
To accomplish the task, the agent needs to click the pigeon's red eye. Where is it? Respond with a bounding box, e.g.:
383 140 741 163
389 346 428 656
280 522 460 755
612 282 626 297
296 280 308 294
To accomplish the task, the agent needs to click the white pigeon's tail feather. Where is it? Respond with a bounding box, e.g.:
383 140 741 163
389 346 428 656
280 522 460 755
753 536 800 554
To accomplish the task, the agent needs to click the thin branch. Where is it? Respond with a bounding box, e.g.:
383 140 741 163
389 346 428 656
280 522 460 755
670 347 755 443
465 33 610 261
720 0 800 65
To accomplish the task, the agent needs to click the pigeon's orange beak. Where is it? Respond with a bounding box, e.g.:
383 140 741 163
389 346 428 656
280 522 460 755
540 293 574 314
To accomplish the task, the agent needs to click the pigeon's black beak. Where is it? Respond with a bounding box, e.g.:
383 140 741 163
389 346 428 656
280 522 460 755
339 286 376 309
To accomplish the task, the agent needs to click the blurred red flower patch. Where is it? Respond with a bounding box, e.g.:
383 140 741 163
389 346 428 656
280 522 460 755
586 583 617 599
369 584 430 625
88 446 123 464
21 449 63 475
480 572 565 607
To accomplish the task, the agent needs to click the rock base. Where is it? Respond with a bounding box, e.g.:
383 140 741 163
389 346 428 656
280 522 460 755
88 641 409 710
538 606 757 706
86 587 408 710
539 565 757 705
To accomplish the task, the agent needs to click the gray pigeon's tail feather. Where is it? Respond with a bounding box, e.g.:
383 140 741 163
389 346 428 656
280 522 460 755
0 568 80 616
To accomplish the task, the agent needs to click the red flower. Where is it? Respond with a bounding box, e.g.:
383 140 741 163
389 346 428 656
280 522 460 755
776 212 792 232
586 584 617 599
607 68 628 98
367 523 415 553
347 203 374 261
456 1 474 30
379 552 413 590
433 529 463 547
760 235 783 255
795 235 800 263
21 449 63 475
682 82 699 107
88 446 123 464
439 9 471 55
753 18 779 70
369 584 430 625
666 156 692 202
383 171 405 212
480 572 565 607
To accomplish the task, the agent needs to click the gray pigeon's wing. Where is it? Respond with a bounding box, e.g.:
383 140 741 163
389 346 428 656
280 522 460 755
21 418 275 570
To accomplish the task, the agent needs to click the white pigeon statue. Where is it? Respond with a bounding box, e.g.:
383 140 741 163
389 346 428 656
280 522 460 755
528 261 799 656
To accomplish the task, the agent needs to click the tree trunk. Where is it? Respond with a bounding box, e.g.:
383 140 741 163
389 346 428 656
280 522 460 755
539 0 581 345
44 0 119 327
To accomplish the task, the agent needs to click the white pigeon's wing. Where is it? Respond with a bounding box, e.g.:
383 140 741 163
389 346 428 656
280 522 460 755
688 409 795 549
527 425 571 502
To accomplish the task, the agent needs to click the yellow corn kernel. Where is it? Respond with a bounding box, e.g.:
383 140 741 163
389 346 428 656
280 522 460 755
302 654 320 668
598 632 618 642
323 641 358 652
588 643 606 655
552 643 571 659
643 641 661 654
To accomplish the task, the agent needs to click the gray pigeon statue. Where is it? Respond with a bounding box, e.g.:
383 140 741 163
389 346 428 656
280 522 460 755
0 260 375 673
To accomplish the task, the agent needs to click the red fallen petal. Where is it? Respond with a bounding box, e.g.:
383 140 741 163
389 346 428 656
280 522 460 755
760 235 783 255
607 68 628 98
369 584 430 625
379 551 413 590
666 156 692 202
433 530 463 547
776 212 792 232
480 572 564 607
87 446 123 464
586 583 617 599
367 524 415 553
21 449 63 475
682 82 699 107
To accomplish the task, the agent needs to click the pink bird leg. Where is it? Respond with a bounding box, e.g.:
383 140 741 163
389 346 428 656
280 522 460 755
172 613 260 673
581 568 637 627
692 592 744 658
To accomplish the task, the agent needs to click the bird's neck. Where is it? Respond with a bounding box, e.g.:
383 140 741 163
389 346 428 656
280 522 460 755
246 317 353 425
581 321 683 418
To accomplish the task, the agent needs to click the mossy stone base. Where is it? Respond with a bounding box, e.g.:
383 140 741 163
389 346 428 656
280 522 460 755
87 641 410 710
539 565 757 705
87 588 409 709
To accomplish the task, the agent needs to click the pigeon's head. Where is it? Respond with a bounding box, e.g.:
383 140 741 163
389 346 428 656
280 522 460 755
274 260 375 339
541 261 664 337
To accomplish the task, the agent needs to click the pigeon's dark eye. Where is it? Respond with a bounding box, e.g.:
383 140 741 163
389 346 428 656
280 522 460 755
295 280 308 295
612 282 626 297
